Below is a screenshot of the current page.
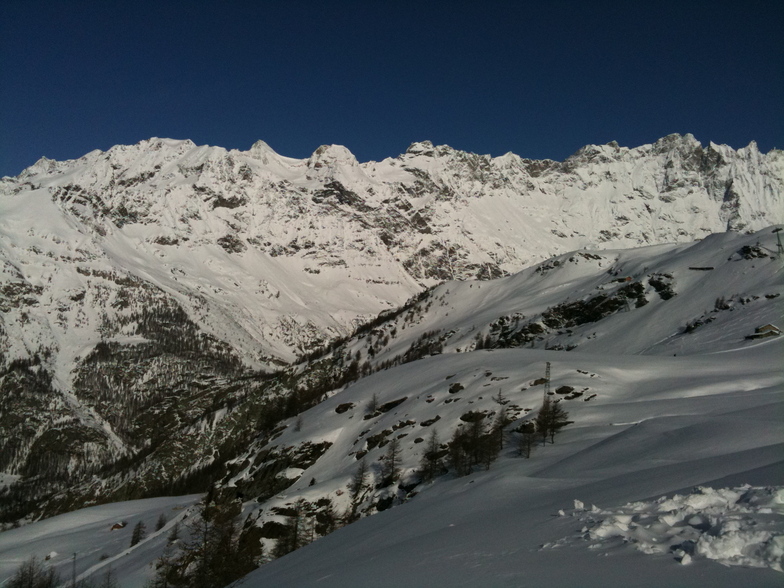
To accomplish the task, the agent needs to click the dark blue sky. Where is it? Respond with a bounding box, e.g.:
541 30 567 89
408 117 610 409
1 1 782 177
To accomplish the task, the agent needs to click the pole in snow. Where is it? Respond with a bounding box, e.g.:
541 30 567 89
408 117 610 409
774 228 783 255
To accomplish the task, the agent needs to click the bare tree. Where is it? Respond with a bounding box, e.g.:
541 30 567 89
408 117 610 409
348 458 369 502
419 429 444 481
380 437 402 487
7 556 59 588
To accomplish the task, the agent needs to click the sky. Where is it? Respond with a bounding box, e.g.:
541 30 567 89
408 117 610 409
1 0 782 177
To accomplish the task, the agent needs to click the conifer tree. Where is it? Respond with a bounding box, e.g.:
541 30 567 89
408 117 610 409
130 520 147 546
448 426 471 477
479 420 502 470
146 542 177 588
97 565 119 588
273 499 312 558
314 497 340 536
153 493 256 588
167 521 180 543
547 400 569 443
366 393 379 415
535 397 569 444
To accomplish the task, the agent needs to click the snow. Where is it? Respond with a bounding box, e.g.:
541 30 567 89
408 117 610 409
2 256 782 585
234 294 783 585
0 132 782 586
1 134 781 376
555 485 784 571
0 495 200 587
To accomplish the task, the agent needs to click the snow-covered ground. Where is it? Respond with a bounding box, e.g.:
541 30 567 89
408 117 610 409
555 485 784 571
0 495 200 587
240 340 783 587
1 227 781 587
4 339 778 586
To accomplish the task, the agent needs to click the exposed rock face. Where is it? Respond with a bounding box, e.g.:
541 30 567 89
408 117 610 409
0 135 781 501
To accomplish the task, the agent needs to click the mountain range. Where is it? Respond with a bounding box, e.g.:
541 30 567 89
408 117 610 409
0 135 782 586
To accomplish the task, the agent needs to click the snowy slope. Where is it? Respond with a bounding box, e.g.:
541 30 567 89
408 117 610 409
0 495 200 587
330 226 784 367
228 229 783 585
242 345 784 588
1 227 782 586
3 333 781 585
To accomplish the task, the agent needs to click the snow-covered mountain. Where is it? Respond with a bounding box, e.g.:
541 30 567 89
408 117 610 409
1 134 781 372
0 134 782 530
218 226 783 556
1 227 781 587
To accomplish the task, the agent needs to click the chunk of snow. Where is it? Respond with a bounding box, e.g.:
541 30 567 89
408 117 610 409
565 486 784 572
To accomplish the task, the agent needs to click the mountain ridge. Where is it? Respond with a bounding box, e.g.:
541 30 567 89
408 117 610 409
0 134 781 528
2 133 781 367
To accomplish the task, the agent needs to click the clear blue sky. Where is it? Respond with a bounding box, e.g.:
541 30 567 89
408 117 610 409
1 0 782 177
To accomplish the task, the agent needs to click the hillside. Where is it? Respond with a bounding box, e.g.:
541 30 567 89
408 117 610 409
1 227 780 587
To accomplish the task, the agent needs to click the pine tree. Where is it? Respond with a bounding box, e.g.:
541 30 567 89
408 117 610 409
492 389 509 408
273 499 312 558
156 512 168 531
146 542 177 588
366 393 379 415
314 497 340 536
467 418 485 465
448 426 471 477
169 494 255 588
185 507 213 588
535 396 553 445
167 521 180 543
130 520 147 546
535 397 569 445
546 400 569 444
478 420 502 470
491 408 508 451
97 566 119 588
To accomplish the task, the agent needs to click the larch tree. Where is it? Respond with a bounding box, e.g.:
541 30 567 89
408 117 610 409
419 429 444 481
380 437 402 487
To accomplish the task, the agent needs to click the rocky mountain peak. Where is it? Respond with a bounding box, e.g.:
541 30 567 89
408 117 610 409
650 132 702 155
405 140 436 155
308 144 359 169
0 133 780 381
248 139 281 164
